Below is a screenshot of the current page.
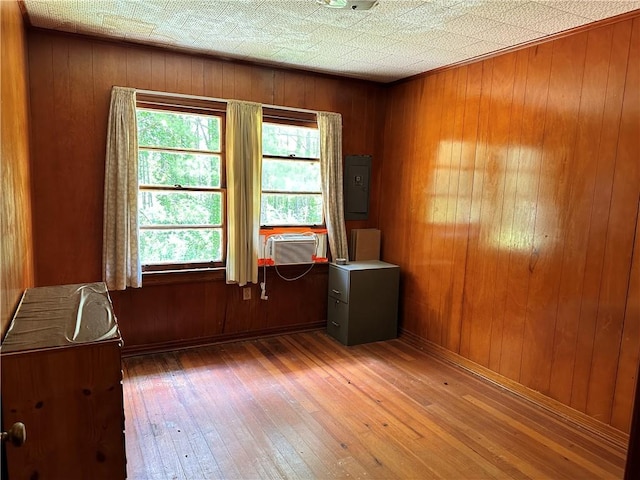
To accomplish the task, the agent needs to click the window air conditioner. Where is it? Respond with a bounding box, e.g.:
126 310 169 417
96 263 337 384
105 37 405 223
268 234 317 265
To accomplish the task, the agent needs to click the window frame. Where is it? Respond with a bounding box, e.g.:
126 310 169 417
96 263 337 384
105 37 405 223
260 108 324 228
135 95 227 272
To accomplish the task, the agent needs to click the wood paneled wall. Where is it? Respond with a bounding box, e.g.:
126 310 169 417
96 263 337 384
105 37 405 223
1 0 34 337
380 15 640 433
26 30 384 352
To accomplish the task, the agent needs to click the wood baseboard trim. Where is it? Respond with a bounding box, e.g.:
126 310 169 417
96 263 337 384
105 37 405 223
400 329 630 450
122 322 326 357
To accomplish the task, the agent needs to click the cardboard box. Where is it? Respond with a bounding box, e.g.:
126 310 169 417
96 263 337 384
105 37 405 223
350 228 381 261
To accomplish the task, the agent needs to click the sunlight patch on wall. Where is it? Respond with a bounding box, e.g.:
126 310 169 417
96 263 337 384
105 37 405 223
429 140 543 253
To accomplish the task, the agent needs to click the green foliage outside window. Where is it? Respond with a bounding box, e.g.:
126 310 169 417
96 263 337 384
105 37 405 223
261 123 323 226
262 123 319 158
139 191 222 226
139 151 221 188
262 159 320 192
261 194 323 225
137 109 223 266
136 109 326 264
139 229 221 264
138 110 220 151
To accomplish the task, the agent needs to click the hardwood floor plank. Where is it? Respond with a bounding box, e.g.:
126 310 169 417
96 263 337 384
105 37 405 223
126 358 192 479
300 334 563 479
267 338 408 477
363 338 627 462
159 354 230 478
122 331 626 479
462 394 619 479
281 337 478 478
272 341 399 477
247 340 370 478
123 361 153 479
182 349 277 479
425 403 543 480
287 334 514 478
220 342 330 478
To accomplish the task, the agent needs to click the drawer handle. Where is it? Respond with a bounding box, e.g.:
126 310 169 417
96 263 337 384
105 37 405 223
331 289 341 295
331 321 340 327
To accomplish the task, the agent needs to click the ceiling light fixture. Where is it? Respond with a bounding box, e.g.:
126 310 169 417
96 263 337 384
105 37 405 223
317 0 347 7
317 0 379 11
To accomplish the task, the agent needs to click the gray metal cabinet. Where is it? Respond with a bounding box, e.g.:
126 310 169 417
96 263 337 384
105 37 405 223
326 260 399 346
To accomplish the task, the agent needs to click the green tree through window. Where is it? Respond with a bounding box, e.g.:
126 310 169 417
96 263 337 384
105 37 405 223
261 123 323 226
137 108 224 268
136 101 325 270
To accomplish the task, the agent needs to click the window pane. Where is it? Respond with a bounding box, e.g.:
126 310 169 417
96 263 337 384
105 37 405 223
263 123 319 158
139 191 222 226
262 159 321 192
139 150 221 188
137 110 221 152
261 194 323 226
140 228 222 264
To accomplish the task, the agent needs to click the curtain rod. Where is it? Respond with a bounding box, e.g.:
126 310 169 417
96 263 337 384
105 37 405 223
134 88 319 116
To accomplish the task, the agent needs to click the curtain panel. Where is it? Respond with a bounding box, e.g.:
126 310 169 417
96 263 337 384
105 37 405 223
226 101 263 286
318 112 349 260
102 86 141 290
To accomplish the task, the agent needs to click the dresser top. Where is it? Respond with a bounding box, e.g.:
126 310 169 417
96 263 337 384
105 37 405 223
1 282 120 354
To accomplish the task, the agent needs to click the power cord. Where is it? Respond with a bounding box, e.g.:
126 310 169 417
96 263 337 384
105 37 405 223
260 262 268 300
260 232 319 298
274 262 315 281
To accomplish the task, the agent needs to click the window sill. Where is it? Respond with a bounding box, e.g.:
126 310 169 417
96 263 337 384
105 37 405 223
142 267 226 286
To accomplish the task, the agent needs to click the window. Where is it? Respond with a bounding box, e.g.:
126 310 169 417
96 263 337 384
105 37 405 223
261 121 323 226
136 106 225 270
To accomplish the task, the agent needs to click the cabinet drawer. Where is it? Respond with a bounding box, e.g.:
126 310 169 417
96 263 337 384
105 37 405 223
327 298 349 345
328 265 349 302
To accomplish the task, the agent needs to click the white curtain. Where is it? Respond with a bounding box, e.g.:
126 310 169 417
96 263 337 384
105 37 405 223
226 101 263 286
318 112 349 260
102 86 141 290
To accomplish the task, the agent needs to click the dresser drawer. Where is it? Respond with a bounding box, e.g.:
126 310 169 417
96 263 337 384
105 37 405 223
328 265 350 302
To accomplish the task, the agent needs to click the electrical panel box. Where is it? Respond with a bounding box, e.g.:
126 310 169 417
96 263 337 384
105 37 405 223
344 155 371 220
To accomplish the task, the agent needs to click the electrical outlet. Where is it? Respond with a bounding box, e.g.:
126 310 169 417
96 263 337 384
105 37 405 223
242 287 251 300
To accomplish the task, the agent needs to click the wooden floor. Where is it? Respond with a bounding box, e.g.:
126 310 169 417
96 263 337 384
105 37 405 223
122 331 627 479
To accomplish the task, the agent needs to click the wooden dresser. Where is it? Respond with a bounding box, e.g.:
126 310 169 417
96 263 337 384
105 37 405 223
1 282 126 479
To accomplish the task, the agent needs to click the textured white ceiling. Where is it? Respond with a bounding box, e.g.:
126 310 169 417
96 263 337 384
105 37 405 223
22 0 640 83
